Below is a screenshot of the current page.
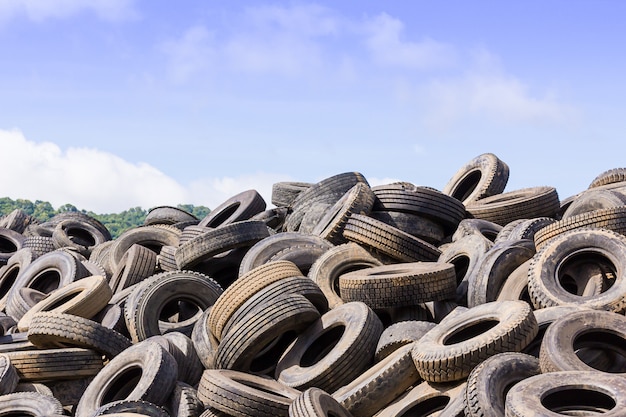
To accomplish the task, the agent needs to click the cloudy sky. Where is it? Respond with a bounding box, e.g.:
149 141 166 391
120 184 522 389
1 0 625 213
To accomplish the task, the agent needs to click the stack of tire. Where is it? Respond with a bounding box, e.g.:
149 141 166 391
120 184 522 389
0 153 624 416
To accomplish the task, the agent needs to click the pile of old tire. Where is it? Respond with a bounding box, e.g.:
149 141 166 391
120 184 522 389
0 153 624 416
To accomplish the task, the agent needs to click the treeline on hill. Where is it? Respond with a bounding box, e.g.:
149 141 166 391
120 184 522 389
0 197 210 239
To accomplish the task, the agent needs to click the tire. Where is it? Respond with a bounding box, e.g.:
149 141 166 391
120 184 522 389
521 305 583 357
309 242 382 309
464 352 540 417
465 186 560 226
191 307 219 370
109 244 158 293
411 300 538 383
275 301 384 393
539 309 626 374
452 218 502 243
375 320 436 362
92 400 169 417
338 262 457 309
175 221 270 269
160 332 205 387
167 381 204 417
110 225 181 271
290 387 352 417
17 274 112 332
311 183 376 244
369 211 446 245
343 214 441 263
27 311 132 359
250 207 289 232
22 235 56 259
494 217 555 244
0 228 24 265
562 188 626 219
272 182 313 207
0 248 33 312
588 167 626 189
52 218 110 257
466 239 535 308
75 341 178 417
528 227 626 313
0 208 37 234
505 371 626 417
0 391 64 415
375 379 466 417
332 343 421 417
208 260 303 341
438 234 493 306
124 270 223 342
0 354 18 395
442 153 510 205
238 232 334 277
144 206 198 226
5 347 104 381
198 190 266 228
495 258 533 304
197 369 300 417
215 294 320 375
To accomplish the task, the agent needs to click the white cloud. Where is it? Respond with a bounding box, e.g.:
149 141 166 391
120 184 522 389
422 49 576 129
0 0 138 22
0 129 286 213
364 13 456 69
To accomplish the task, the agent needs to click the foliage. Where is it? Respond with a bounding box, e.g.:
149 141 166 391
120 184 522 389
0 197 210 239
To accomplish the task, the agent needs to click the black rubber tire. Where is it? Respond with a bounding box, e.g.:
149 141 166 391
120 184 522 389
533 206 626 250
539 308 626 375
0 354 18 395
495 258 533 304
372 183 466 233
250 207 289 232
343 214 441 263
369 210 446 245
562 188 626 219
438 233 493 306
338 262 457 309
27 311 133 359
332 343 421 417
298 202 332 235
197 369 300 417
109 225 181 271
167 381 205 417
442 153 510 205
175 221 270 269
311 183 376 244
275 301 383 393
308 242 382 309
191 307 219 370
0 248 33 312
52 218 110 257
465 186 560 226
5 347 104 381
238 232 334 277
22 235 56 259
290 387 352 417
109 243 158 293
0 228 24 265
466 239 535 308
521 305 583 358
464 352 540 417
451 218 502 243
375 320 436 362
92 400 169 417
75 340 178 417
124 270 223 342
272 182 313 207
505 371 626 417
0 391 64 415
221 275 328 339
494 217 556 244
411 300 538 383
0 208 37 234
199 190 266 228
588 167 626 189
375 379 466 417
144 206 198 226
208 260 303 341
216 294 320 375
528 227 626 313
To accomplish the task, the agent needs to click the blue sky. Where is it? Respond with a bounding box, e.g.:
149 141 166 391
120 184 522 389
1 0 625 213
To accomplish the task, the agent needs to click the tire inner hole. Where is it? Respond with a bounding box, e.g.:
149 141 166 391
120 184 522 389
541 387 615 414
301 325 345 367
443 319 500 346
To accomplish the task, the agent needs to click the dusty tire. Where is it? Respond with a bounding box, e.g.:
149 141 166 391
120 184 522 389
0 391 64 416
375 320 436 362
505 371 626 417
198 190 266 228
411 300 538 383
442 153 510 205
375 379 466 417
290 387 352 417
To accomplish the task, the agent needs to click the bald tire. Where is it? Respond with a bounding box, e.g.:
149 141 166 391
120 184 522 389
0 392 64 416
464 352 540 417
5 347 104 382
343 214 441 263
589 167 626 188
369 211 446 245
109 244 158 293
339 262 457 309
290 388 352 417
208 260 303 341
198 369 300 417
411 300 538 383
27 311 132 359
